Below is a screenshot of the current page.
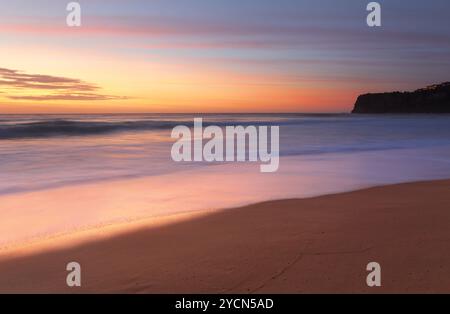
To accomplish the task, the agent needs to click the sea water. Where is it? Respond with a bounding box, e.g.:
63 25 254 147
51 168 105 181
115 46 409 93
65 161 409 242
1 113 450 246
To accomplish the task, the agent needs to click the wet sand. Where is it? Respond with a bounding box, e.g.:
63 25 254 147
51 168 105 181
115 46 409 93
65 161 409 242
0 179 449 293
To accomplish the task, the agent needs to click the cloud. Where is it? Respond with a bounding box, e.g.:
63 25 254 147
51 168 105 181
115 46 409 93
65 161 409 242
0 67 126 101
3 15 450 49
8 94 127 101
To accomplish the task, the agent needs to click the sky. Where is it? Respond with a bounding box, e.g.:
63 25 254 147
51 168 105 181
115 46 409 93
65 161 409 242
0 0 450 113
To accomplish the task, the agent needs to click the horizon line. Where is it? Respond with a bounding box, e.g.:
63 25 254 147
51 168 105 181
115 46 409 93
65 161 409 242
0 111 351 115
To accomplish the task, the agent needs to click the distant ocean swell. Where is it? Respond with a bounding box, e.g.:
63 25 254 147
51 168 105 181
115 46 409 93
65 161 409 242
2 114 450 196
0 117 344 139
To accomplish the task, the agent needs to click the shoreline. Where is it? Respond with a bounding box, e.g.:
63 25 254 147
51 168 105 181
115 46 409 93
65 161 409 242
0 209 217 259
0 179 449 293
0 173 446 257
3 148 450 251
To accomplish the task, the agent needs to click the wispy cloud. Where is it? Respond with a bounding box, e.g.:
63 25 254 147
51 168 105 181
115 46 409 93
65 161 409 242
0 67 126 101
8 94 127 101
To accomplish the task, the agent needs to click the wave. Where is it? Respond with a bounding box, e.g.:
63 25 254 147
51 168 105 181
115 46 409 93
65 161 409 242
0 118 297 139
0 120 178 139
0 113 435 140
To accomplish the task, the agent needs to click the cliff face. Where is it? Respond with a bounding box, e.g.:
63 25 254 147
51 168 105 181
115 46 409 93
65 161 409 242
352 82 450 113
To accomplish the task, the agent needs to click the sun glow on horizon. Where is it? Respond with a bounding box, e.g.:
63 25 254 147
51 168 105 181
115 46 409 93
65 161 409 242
1 0 449 114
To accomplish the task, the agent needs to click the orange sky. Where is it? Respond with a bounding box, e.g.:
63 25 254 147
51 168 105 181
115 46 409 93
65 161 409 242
1 0 449 113
0 44 357 113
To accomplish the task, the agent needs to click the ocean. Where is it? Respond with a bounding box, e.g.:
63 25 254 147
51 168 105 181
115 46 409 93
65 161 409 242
2 113 450 246
2 113 450 195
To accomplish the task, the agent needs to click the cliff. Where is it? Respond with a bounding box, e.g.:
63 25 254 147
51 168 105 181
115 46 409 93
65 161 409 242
352 82 450 113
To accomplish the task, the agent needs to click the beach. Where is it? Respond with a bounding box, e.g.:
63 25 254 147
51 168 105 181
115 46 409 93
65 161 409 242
0 179 449 293
2 0 450 299
1 114 450 293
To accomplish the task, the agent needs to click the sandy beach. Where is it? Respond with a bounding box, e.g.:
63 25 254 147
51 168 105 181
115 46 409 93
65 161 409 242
0 179 449 293
2 0 450 300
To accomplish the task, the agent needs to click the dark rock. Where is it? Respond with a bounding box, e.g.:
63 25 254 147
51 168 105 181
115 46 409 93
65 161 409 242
352 82 450 113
